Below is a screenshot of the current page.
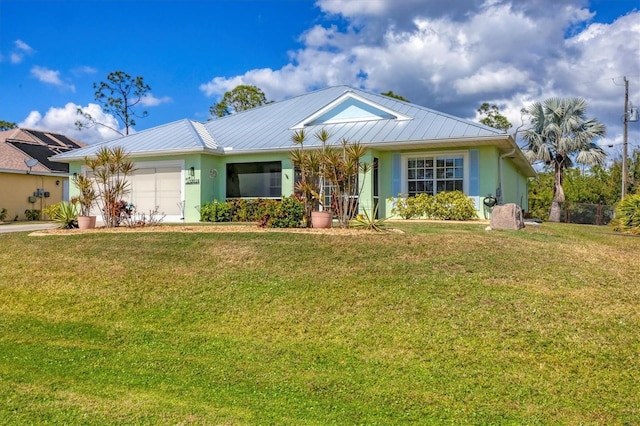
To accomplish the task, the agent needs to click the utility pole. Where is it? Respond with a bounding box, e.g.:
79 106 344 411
622 76 629 199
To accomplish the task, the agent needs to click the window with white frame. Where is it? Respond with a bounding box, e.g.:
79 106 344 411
405 154 465 197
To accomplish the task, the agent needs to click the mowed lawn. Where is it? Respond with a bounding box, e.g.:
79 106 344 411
0 222 638 425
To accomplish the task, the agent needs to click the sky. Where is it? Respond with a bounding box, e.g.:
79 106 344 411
1 0 639 156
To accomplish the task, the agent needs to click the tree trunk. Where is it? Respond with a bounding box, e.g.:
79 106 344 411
548 200 562 222
548 162 565 222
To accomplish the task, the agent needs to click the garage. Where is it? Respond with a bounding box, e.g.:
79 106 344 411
128 163 183 219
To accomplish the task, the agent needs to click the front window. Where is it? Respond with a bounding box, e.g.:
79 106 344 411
407 155 464 197
226 161 281 198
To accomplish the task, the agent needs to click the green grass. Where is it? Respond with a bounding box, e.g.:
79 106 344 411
0 222 638 424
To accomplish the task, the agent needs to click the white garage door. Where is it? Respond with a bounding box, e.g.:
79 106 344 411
129 167 182 216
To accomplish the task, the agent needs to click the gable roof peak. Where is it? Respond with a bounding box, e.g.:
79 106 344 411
291 88 413 130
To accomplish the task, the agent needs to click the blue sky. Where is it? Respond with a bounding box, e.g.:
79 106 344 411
1 0 639 150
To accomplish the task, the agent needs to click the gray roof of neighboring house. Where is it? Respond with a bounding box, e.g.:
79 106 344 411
51 86 534 175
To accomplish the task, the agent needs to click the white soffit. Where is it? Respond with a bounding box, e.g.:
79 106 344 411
291 90 412 130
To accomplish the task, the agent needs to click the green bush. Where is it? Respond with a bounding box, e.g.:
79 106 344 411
50 202 78 229
0 207 7 222
43 203 60 220
389 194 427 219
611 194 640 234
24 209 41 221
199 200 232 222
431 191 478 220
260 196 304 228
389 191 477 221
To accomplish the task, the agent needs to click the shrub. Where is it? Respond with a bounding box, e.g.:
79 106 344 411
24 209 41 221
199 201 232 222
260 196 304 228
611 194 640 234
0 207 8 222
389 191 477 221
50 201 78 229
120 206 165 228
431 191 478 220
351 204 389 232
43 203 60 220
389 194 421 219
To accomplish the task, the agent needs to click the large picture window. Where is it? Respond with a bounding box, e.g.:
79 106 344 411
226 161 282 198
406 155 464 197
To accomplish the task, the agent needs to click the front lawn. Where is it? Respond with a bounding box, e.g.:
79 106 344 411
0 222 638 424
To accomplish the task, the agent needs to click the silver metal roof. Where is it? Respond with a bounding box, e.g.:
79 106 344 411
51 86 534 176
205 86 504 152
52 119 221 161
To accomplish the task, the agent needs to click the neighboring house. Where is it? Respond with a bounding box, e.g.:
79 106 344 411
0 128 86 221
52 86 535 223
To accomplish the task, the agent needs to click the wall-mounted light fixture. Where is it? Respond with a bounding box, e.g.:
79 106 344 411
73 172 78 178
55 180 60 186
189 166 195 177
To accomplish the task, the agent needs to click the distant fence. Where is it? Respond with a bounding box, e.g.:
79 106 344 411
561 203 614 225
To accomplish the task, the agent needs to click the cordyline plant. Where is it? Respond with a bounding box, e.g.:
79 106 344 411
83 146 135 227
70 173 97 217
290 129 370 228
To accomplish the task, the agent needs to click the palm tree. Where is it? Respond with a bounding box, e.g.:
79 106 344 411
522 97 606 222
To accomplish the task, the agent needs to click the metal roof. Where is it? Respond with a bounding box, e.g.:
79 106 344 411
52 119 221 161
206 86 503 152
50 86 534 176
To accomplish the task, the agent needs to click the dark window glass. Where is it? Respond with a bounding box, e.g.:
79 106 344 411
226 161 281 198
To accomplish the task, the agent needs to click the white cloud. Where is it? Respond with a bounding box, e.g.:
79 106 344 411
9 39 34 64
18 102 125 144
31 66 63 85
10 52 24 64
139 94 172 107
454 65 530 95
72 65 98 76
201 1 639 146
14 39 34 53
30 66 76 92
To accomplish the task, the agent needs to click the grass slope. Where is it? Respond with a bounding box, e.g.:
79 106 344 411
0 222 638 424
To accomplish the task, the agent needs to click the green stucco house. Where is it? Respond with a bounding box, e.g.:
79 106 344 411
51 86 535 222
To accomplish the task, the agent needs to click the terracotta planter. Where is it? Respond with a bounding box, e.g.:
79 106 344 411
311 210 332 228
77 215 96 230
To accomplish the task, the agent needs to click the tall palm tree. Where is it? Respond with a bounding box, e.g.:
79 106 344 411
522 97 606 222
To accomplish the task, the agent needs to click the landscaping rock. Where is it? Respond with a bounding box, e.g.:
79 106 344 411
490 203 525 230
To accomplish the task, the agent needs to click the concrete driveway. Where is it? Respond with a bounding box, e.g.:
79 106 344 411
0 223 57 234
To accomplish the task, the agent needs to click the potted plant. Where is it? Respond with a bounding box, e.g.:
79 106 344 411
290 129 369 228
71 173 97 230
82 146 135 228
291 129 330 228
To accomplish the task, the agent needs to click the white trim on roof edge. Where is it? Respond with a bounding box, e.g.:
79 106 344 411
290 90 412 130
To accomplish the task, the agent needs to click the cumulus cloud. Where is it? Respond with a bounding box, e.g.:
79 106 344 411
9 39 35 64
19 103 125 144
200 0 639 148
139 94 172 107
30 66 76 92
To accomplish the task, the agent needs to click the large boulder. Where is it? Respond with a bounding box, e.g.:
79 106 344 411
490 203 525 230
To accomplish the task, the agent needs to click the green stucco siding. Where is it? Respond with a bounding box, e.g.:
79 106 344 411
67 145 530 223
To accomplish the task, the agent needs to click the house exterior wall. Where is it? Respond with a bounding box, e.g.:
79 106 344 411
380 145 513 220
502 157 529 211
0 171 66 221
67 145 530 224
